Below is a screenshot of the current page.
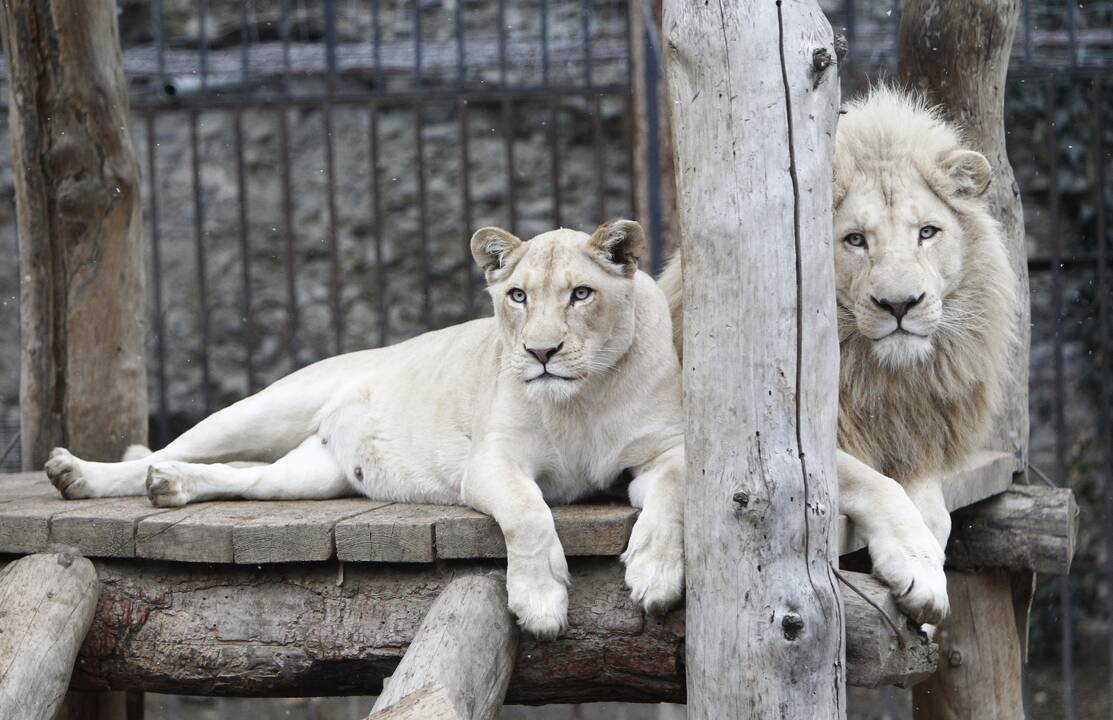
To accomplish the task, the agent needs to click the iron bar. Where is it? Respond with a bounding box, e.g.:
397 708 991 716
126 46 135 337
189 111 213 415
145 114 170 447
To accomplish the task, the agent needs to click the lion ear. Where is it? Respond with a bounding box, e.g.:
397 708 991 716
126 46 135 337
939 149 992 198
471 227 522 281
588 219 645 277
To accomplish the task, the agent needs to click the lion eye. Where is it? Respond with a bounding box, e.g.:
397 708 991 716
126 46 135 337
508 288 527 304
844 233 867 248
571 286 593 303
918 225 940 242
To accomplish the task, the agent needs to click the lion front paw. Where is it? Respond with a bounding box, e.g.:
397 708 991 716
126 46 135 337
621 512 684 615
869 526 949 626
506 542 571 639
145 463 195 507
45 448 95 499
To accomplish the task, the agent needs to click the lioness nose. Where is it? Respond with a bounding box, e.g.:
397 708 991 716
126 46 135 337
871 293 925 321
527 343 563 364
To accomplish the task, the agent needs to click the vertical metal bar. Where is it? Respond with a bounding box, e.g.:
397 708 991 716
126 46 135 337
279 108 299 371
454 0 467 83
1047 76 1075 720
239 0 250 97
413 0 423 88
454 2 475 316
540 0 551 85
497 0 508 86
370 104 388 346
416 102 432 328
189 111 212 415
323 0 343 354
233 110 256 394
581 0 593 88
145 114 169 447
280 0 291 95
153 0 167 86
623 0 636 218
498 0 516 233
890 0 902 60
1066 0 1078 69
844 0 857 67
373 0 384 89
549 100 562 228
1023 0 1033 67
198 0 209 97
324 0 338 92
592 95 606 222
1093 79 1113 720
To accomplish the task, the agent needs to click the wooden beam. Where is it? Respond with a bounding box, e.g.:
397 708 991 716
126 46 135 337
0 0 147 469
666 2 844 716
43 559 932 700
0 553 100 720
947 484 1078 575
369 575 517 719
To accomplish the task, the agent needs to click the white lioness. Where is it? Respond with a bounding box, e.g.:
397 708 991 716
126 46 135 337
46 220 686 638
661 88 1016 624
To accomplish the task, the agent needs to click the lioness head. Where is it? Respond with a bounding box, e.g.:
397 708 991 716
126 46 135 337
833 88 1004 369
471 220 646 401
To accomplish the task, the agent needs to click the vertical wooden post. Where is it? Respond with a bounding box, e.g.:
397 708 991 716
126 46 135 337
899 2 1030 718
0 0 148 470
665 2 844 717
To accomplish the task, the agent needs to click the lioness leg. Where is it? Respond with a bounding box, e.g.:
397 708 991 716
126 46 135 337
146 436 351 507
838 449 949 625
46 382 328 499
463 444 570 639
902 477 951 550
622 444 685 614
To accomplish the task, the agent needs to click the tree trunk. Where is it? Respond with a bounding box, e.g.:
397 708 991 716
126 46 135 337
665 2 844 717
899 2 1030 717
0 553 100 720
369 575 518 720
0 0 147 470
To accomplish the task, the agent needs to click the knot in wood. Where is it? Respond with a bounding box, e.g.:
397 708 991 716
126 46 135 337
781 612 805 641
732 491 750 507
948 649 964 667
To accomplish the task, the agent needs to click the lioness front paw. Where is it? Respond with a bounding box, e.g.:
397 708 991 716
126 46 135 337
869 526 949 626
45 448 95 499
145 463 194 507
621 512 684 614
506 543 571 639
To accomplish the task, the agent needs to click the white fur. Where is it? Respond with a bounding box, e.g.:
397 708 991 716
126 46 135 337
46 222 686 638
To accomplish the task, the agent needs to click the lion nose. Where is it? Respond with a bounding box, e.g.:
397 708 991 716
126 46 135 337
871 293 925 321
527 343 563 364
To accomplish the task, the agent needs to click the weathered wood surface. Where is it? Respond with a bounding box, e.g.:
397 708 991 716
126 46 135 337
370 575 517 719
666 2 844 717
947 484 1078 575
0 553 100 720
0 0 147 470
842 572 937 689
369 683 458 720
0 453 1063 567
23 559 933 699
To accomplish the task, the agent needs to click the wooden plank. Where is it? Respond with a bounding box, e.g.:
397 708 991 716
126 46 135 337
369 575 517 719
50 497 176 558
134 503 232 562
0 554 100 720
336 504 448 563
838 450 1014 556
843 570 937 688
368 683 459 720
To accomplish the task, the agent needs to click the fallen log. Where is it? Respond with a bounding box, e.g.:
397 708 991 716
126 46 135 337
40 558 932 701
0 553 100 720
369 575 517 719
946 485 1078 575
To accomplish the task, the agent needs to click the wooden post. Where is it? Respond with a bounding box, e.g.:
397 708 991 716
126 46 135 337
0 0 148 470
0 553 100 720
665 2 844 717
898 2 1030 718
368 575 518 720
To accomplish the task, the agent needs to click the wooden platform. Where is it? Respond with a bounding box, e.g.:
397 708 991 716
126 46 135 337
0 450 1014 564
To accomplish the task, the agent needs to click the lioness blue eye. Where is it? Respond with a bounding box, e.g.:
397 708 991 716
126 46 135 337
919 225 940 241
844 233 866 248
572 286 593 302
508 289 526 303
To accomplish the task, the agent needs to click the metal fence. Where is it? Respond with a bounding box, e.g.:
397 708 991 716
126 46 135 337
0 1 1111 718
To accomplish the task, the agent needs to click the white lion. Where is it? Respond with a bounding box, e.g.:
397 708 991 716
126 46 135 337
661 88 1016 624
45 220 686 639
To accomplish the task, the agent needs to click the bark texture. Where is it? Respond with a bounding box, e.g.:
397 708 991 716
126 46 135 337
665 1 844 717
0 0 147 469
0 553 100 720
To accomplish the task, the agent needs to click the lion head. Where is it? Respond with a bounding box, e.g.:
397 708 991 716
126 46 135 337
471 220 646 402
834 88 1017 477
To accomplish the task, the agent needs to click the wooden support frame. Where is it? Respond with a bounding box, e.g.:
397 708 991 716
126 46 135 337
665 2 844 716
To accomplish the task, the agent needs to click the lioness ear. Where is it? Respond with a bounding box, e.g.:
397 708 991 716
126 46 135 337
471 226 522 281
939 149 992 198
588 219 645 276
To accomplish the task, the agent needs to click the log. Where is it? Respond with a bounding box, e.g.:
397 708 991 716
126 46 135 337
0 0 148 470
31 559 932 700
369 575 517 720
666 2 844 717
946 484 1079 575
369 684 457 720
899 2 1031 716
0 553 100 720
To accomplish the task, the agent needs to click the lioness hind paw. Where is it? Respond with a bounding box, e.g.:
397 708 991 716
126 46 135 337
44 448 94 500
145 464 192 507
